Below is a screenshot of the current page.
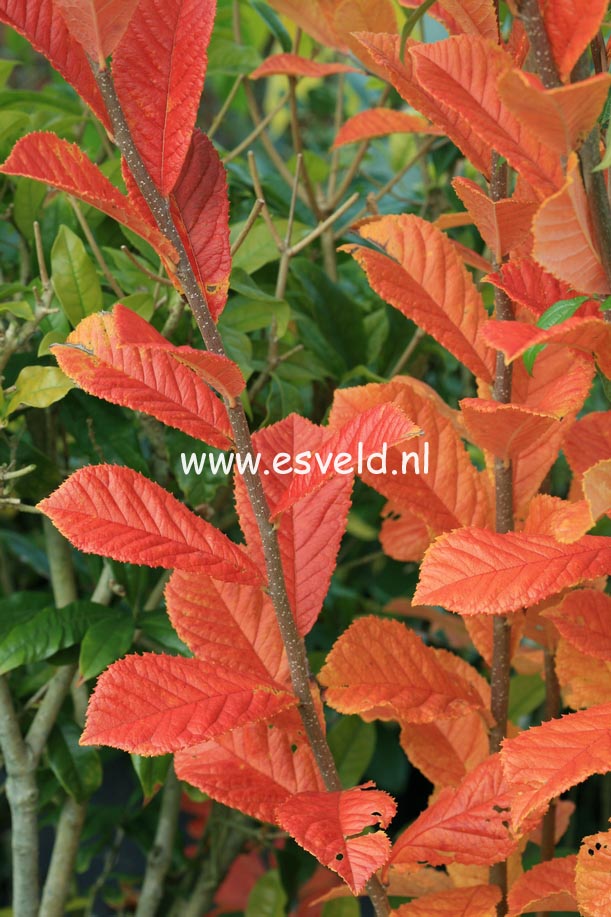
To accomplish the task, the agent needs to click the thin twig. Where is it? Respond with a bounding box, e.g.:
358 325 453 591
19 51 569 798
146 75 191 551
247 152 285 249
223 92 289 165
276 154 302 299
230 198 264 256
290 192 358 256
34 220 50 292
208 75 244 140
388 328 424 377
288 76 321 218
135 766 182 917
120 246 174 287
69 197 123 298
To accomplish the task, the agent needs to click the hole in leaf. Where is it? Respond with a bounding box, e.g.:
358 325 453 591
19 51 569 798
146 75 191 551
291 743 298 753
589 848 595 856
335 853 344 861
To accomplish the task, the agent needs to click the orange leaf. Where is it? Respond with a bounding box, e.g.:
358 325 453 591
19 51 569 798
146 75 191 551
400 0 498 40
234 414 354 636
39 465 261 582
80 654 296 753
390 755 517 868
276 783 396 895
250 53 360 79
55 0 139 68
501 702 611 829
343 214 495 381
53 309 234 449
332 0 398 78
460 400 561 462
380 506 432 563
112 0 215 195
319 616 485 724
313 863 454 904
498 70 611 156
414 528 611 616
576 827 611 917
0 0 108 124
541 0 608 82
584 460 611 520
169 130 231 320
0 133 175 262
452 178 538 260
264 0 346 51
165 572 288 684
507 856 577 917
533 152 608 294
175 711 326 824
354 32 491 175
555 638 611 709
521 494 593 543
510 345 594 419
394 885 501 917
410 36 563 195
544 590 611 662
333 108 438 148
484 256 584 319
564 411 611 479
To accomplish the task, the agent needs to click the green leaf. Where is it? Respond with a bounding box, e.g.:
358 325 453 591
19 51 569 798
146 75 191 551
220 296 290 337
38 330 67 357
328 716 376 787
508 673 546 722
116 292 155 321
0 596 114 674
230 219 310 274
0 110 29 151
0 59 18 89
51 225 103 327
13 178 47 242
47 719 102 803
139 609 191 656
523 295 589 373
207 38 262 75
131 754 172 801
246 871 287 917
79 613 135 680
249 0 292 51
5 366 74 415
323 900 360 917
0 299 33 320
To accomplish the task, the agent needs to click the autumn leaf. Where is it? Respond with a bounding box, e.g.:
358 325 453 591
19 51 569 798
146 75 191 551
169 130 231 320
0 133 175 262
564 411 611 481
80 654 296 754
234 414 354 636
389 755 517 868
165 571 288 684
250 53 360 79
414 528 611 616
459 400 561 462
540 0 608 81
393 884 501 917
521 494 593 543
39 465 261 583
544 590 611 662
555 639 611 709
452 178 538 261
264 0 347 51
332 0 397 78
55 0 139 67
0 0 108 124
276 782 396 894
484 256 587 319
501 702 611 829
333 108 438 148
576 827 611 917
410 36 563 194
319 616 485 724
506 855 577 917
399 0 498 41
113 0 216 195
498 70 611 157
510 345 594 419
583 460 611 520
175 711 326 824
52 309 234 449
343 214 495 381
533 153 608 294
380 506 431 563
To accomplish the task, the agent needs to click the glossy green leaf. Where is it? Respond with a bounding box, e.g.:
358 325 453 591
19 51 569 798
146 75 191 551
246 870 287 917
47 719 102 803
79 613 135 680
131 753 172 800
13 178 47 242
5 366 74 415
0 299 33 319
328 715 376 788
508 673 546 722
523 296 589 373
51 224 103 327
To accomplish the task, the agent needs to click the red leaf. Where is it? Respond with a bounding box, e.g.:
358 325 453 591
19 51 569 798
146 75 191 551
0 133 175 262
576 827 611 917
333 108 439 148
482 316 611 377
511 345 595 419
521 494 593 543
39 465 261 582
113 0 216 195
265 0 347 51
80 654 296 753
452 178 538 261
380 507 431 563
584 460 611 521
414 528 611 616
399 0 498 41
319 616 485 724
169 130 231 320
394 885 502 917
175 711 326 824
541 0 608 82
234 414 353 636
53 309 234 448
410 36 563 195
0 0 108 124
390 755 517 868
331 0 398 78
343 215 495 381
484 257 581 319
272 402 421 518
354 32 491 175
459 400 561 462
166 571 288 684
507 856 577 917
533 153 608 294
501 702 611 829
544 590 611 662
55 0 139 67
250 53 360 79
276 783 396 895
554 638 611 709
498 70 611 157
564 411 611 479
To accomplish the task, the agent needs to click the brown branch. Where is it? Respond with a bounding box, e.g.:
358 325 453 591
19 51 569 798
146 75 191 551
90 61 390 917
